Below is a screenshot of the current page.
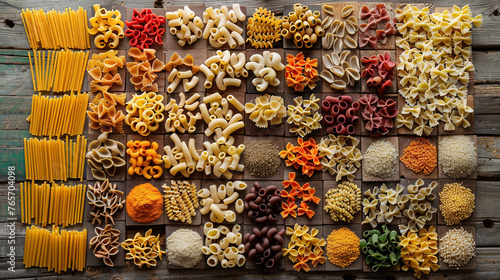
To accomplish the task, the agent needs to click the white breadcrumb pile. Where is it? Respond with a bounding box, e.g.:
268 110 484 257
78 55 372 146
439 227 475 268
363 139 398 178
166 228 203 268
439 135 477 179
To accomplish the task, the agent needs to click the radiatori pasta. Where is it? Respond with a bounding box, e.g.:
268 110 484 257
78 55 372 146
202 4 246 49
245 51 285 91
198 181 247 223
164 93 202 133
282 3 324 48
166 6 204 47
125 91 164 136
202 222 245 268
201 50 247 90
88 4 125 48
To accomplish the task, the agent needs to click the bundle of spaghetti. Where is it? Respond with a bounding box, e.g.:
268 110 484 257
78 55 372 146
24 135 87 181
27 92 88 137
21 7 90 50
20 181 86 227
23 225 87 273
28 49 89 93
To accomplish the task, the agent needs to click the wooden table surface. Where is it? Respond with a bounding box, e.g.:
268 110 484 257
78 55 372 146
0 0 499 279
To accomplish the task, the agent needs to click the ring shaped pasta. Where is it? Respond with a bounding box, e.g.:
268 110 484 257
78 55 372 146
125 92 164 136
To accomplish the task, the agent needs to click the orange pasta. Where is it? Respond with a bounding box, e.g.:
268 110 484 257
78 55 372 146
285 52 319 92
126 140 163 179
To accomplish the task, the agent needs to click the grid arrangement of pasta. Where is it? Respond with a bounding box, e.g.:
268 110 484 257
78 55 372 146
18 2 482 277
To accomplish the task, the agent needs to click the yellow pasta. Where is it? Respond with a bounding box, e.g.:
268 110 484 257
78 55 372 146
162 180 199 224
27 92 88 137
88 5 124 49
24 225 87 273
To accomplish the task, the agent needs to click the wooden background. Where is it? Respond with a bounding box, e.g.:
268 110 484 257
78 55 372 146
0 0 499 279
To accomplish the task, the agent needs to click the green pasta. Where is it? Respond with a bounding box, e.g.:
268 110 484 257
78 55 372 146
360 225 401 272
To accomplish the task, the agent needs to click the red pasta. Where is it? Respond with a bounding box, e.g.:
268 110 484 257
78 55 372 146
359 94 398 136
125 9 165 49
359 4 396 48
322 95 360 135
361 52 395 96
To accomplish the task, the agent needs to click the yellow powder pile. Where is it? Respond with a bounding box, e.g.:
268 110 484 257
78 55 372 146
326 227 360 268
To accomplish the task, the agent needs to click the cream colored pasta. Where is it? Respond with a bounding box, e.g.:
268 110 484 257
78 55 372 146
203 222 245 268
317 135 362 181
202 5 246 49
286 94 322 137
362 183 404 228
244 94 286 128
166 6 204 46
164 93 202 133
245 51 285 92
201 50 247 91
320 50 360 90
198 181 247 223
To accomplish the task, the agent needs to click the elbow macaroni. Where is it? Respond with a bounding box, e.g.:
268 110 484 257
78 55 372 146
245 51 285 92
166 6 204 46
203 5 246 49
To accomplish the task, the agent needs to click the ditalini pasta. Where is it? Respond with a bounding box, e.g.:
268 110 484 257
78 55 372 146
282 4 324 48
395 5 482 135
28 49 89 93
24 135 87 181
21 7 90 49
86 132 126 180
166 6 204 46
245 51 285 91
286 94 322 137
125 91 165 136
202 223 246 268
88 5 124 48
165 53 201 93
201 50 247 90
23 226 87 273
20 182 86 227
162 180 200 224
202 4 246 49
27 92 88 137
126 140 163 179
322 95 360 135
126 47 165 92
244 94 286 128
198 181 247 223
164 92 202 133
246 8 282 48
322 4 359 50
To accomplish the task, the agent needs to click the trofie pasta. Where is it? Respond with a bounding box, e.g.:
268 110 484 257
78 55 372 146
28 49 89 93
324 181 361 223
121 229 166 268
125 91 165 136
283 224 326 272
245 51 285 91
20 182 86 227
246 8 282 48
202 50 247 90
162 180 200 224
285 52 319 91
87 180 125 225
164 93 202 133
198 181 247 223
320 51 361 90
318 135 362 181
126 47 165 92
126 140 163 179
400 226 440 278
202 223 246 268
89 224 121 267
21 7 90 49
165 53 201 93
362 183 404 228
88 5 125 48
245 94 286 128
27 92 88 137
166 6 204 47
322 4 359 50
286 94 322 137
23 226 87 273
86 132 126 180
282 4 324 48
202 4 246 49
24 135 87 182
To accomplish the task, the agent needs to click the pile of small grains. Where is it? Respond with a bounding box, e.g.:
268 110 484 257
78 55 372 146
244 140 281 178
439 227 475 268
363 139 398 178
324 181 361 223
438 135 477 179
439 182 475 225
326 227 360 268
400 137 437 175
